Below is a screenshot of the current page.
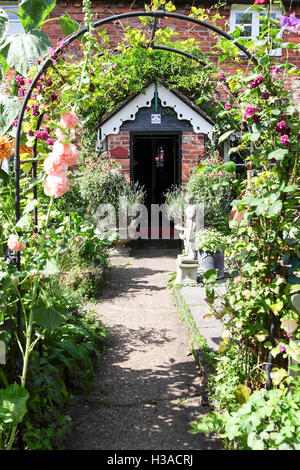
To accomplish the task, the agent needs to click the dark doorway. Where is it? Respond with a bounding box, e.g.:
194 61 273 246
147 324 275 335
132 133 181 207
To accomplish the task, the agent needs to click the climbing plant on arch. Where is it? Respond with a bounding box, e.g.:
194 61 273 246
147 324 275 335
0 0 299 450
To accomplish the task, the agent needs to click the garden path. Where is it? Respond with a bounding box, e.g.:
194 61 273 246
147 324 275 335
65 247 220 450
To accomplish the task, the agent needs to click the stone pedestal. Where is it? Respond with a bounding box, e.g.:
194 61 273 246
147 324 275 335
175 256 198 286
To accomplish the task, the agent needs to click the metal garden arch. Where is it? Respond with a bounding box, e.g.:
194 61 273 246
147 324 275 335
13 9 260 381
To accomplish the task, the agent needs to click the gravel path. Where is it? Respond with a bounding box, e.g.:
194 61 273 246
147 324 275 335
65 248 220 450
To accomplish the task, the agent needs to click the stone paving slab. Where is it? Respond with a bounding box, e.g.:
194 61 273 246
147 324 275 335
179 282 227 352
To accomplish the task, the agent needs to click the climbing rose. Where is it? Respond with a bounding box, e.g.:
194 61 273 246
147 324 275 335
245 105 256 117
280 134 289 146
250 76 263 88
43 173 71 198
60 111 79 129
7 234 25 252
275 120 288 133
44 154 68 175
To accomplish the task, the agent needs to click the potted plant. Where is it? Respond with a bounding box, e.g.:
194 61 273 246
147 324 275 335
195 228 228 279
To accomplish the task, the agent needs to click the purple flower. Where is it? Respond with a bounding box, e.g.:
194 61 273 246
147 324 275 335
225 102 231 110
219 72 224 80
18 86 26 96
48 47 57 59
45 78 52 86
122 77 128 83
261 92 270 100
252 114 261 123
275 120 288 133
27 130 34 137
279 344 286 353
46 138 54 146
35 58 41 65
279 13 300 32
12 119 18 127
280 134 289 146
57 40 66 49
250 76 264 88
111 64 116 70
36 84 42 93
271 65 280 77
15 75 25 87
34 129 50 141
101 65 106 71
245 105 256 116
50 93 57 101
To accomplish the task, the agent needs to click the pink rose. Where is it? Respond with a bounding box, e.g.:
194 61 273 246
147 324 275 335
280 134 289 146
43 174 71 198
7 234 25 252
60 111 79 129
44 154 68 175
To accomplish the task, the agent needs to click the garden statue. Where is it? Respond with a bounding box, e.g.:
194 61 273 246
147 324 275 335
176 193 197 262
175 194 199 285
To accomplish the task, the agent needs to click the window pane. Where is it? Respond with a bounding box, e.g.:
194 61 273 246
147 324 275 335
236 13 252 25
2 5 24 35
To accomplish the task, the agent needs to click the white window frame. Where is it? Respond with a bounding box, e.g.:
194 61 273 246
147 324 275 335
230 4 282 57
0 2 24 37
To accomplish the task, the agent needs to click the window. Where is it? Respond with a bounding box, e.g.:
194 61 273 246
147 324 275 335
0 3 24 36
230 4 282 56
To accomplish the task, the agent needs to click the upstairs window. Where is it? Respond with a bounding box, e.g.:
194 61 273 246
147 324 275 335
0 3 24 36
230 4 282 56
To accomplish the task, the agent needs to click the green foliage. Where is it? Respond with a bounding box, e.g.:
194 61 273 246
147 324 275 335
195 229 228 253
0 30 51 76
18 0 56 33
190 378 300 450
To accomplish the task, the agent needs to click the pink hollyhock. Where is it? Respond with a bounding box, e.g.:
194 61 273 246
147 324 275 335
52 142 80 166
280 134 289 145
44 154 68 175
60 111 79 129
43 173 71 198
7 234 25 252
55 127 75 143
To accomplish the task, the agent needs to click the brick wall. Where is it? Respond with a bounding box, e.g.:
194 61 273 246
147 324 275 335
42 1 300 72
107 131 130 181
181 132 205 183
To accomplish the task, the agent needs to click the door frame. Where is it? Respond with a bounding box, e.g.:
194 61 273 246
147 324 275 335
130 131 182 192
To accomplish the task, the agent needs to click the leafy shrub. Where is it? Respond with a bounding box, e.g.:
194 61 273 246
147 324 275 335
186 151 235 234
190 377 300 450
195 228 228 253
75 153 145 223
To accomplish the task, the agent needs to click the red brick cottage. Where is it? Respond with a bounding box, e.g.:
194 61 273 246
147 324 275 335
2 1 299 203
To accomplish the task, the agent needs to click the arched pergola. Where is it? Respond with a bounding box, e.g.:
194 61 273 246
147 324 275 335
13 8 259 389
